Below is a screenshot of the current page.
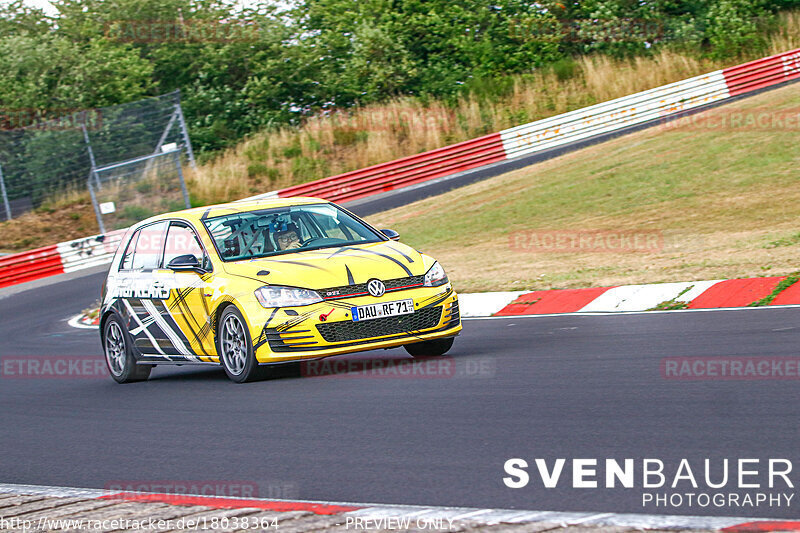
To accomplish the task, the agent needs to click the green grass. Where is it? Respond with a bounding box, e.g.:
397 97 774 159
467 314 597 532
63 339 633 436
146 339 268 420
366 83 800 293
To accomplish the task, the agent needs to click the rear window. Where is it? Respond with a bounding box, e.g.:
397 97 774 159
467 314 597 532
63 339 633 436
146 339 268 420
119 222 168 271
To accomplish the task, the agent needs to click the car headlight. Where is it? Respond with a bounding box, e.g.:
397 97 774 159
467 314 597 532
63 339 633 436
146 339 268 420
254 286 323 308
423 262 448 287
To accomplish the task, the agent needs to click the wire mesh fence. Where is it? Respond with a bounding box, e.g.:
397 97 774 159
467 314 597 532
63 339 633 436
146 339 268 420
89 149 191 233
0 91 194 222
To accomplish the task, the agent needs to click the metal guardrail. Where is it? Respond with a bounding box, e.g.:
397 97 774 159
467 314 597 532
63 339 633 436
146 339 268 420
271 47 800 203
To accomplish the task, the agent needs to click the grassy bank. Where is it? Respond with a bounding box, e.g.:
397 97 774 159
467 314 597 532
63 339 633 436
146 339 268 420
365 82 800 293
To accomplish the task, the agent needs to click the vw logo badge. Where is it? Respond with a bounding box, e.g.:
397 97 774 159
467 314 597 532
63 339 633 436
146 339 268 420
367 279 386 297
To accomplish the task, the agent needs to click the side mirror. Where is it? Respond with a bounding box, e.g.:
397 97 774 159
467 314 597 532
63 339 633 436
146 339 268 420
167 254 204 273
381 229 400 241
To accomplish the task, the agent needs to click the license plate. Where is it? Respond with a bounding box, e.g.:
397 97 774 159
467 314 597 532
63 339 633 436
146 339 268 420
352 299 414 322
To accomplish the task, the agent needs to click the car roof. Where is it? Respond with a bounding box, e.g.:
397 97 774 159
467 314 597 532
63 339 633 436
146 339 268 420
135 196 331 227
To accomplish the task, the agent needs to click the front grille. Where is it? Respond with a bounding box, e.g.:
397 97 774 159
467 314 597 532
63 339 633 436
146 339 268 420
316 306 443 343
320 275 425 300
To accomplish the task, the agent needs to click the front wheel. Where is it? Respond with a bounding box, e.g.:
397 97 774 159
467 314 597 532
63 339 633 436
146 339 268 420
218 306 266 383
403 337 454 357
103 315 152 383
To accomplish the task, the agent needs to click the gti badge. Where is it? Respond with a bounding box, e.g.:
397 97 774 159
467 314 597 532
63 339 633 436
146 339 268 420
367 279 386 297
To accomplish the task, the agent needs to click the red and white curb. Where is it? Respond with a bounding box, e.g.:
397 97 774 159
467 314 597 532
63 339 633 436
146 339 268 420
461 276 800 318
67 313 100 330
0 483 795 531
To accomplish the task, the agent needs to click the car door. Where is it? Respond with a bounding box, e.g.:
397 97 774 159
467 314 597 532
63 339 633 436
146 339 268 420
159 220 216 361
117 221 176 357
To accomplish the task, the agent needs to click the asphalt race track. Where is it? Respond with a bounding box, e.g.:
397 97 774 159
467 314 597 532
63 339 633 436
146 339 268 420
1 270 798 519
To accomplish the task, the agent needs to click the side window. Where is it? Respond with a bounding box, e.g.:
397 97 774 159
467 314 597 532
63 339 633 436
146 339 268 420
120 231 139 270
164 223 207 269
131 222 168 270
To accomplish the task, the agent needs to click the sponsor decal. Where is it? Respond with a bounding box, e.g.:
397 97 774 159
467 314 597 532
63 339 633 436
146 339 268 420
114 286 171 300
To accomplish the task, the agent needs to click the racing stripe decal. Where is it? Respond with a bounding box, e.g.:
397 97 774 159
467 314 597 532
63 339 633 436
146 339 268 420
328 247 413 276
253 308 281 350
142 300 195 360
167 283 211 356
385 245 415 264
268 260 330 272
418 289 454 309
123 299 170 359
345 265 355 285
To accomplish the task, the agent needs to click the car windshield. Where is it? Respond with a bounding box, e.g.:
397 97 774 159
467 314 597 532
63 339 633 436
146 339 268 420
202 203 384 261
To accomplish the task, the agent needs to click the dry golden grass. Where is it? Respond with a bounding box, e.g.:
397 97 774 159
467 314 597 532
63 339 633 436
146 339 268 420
189 37 787 204
365 83 800 293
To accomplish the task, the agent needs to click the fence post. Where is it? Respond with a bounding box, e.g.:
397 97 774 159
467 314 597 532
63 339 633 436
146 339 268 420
173 150 191 209
154 109 179 154
174 92 196 169
0 163 11 221
88 170 106 235
81 114 101 190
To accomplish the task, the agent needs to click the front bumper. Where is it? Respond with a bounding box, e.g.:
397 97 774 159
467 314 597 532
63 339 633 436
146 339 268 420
246 286 461 363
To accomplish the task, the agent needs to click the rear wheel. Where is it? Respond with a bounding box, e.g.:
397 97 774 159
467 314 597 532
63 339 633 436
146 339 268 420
103 315 152 383
403 337 454 357
218 306 266 383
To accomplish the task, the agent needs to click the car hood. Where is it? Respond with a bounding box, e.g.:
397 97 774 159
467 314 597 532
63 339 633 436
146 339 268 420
221 240 435 290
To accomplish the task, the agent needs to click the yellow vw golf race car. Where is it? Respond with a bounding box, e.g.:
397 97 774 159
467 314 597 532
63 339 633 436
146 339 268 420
100 197 461 383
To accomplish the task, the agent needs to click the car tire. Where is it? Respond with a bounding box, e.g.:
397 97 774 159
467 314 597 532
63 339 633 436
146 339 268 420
218 305 266 383
103 315 152 383
403 337 454 357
